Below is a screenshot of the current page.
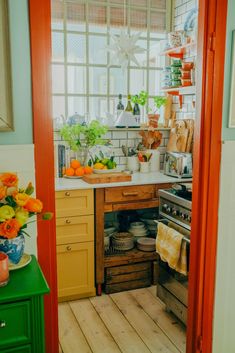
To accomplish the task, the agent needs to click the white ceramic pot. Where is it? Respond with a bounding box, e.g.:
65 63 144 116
147 149 160 172
126 156 139 172
140 161 150 173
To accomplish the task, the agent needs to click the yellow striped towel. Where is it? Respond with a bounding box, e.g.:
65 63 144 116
156 222 187 275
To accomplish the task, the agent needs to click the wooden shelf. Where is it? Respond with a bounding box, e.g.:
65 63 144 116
160 42 197 59
104 248 158 268
161 86 196 95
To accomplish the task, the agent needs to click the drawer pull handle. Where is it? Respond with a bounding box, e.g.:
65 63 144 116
66 219 71 224
65 192 70 197
122 192 139 197
66 246 72 251
0 320 6 328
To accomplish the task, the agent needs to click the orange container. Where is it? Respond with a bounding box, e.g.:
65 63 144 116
181 79 192 87
180 70 191 79
182 62 194 70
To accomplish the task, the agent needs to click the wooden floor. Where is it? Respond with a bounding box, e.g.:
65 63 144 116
58 287 186 353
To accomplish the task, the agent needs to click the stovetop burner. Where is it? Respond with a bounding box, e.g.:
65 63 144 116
170 183 192 201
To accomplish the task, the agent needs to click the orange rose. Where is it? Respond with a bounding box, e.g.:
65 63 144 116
0 186 6 200
14 193 30 207
24 198 43 213
0 219 21 239
0 173 18 187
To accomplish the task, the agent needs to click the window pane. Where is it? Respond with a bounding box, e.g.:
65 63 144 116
89 67 107 94
68 96 86 117
130 9 147 36
66 2 85 31
67 33 86 63
130 0 147 6
52 65 65 94
109 68 127 95
89 97 107 120
148 70 161 95
150 11 166 37
110 7 125 35
52 96 65 119
67 66 86 94
130 39 147 67
88 5 107 34
130 69 147 94
150 0 166 10
89 35 107 65
51 0 64 30
149 40 165 67
52 32 64 62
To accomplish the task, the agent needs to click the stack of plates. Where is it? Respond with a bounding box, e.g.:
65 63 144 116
112 232 134 251
140 216 158 236
128 222 148 241
136 237 156 252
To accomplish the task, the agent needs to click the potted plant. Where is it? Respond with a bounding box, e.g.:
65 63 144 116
148 96 167 128
60 120 108 165
131 90 149 124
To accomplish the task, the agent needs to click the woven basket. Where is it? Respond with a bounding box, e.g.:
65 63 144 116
112 232 134 251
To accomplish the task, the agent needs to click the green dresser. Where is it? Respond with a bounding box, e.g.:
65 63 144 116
0 256 49 353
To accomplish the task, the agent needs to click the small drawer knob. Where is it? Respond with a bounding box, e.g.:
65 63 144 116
65 192 70 197
66 219 71 224
0 320 6 328
66 246 72 251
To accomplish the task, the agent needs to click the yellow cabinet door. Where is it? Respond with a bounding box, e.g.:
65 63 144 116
56 215 94 245
57 242 96 301
55 189 94 218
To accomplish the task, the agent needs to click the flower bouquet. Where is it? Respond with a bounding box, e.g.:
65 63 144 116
0 173 52 264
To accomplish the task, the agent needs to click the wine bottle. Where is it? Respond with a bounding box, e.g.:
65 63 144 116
125 94 133 112
133 101 140 125
117 94 124 111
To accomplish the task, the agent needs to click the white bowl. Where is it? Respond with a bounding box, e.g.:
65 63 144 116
130 222 145 229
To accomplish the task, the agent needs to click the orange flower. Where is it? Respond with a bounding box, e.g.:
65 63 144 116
0 219 21 239
0 186 6 200
14 193 30 207
24 198 43 213
0 173 18 187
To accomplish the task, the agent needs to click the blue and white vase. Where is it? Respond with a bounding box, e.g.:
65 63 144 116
0 233 25 264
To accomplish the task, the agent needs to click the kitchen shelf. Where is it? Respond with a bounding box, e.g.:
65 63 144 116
54 127 171 133
160 42 197 59
161 86 196 95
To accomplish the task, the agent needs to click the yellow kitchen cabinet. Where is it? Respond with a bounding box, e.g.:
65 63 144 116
55 189 96 301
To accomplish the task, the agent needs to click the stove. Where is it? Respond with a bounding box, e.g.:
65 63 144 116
159 183 192 231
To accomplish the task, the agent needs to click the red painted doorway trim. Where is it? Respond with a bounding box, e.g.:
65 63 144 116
28 0 228 352
28 1 58 353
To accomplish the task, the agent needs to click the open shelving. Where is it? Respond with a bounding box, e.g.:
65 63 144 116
160 42 197 59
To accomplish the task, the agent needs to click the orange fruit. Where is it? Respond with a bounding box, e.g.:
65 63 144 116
65 167 75 176
70 159 81 169
84 166 93 174
75 167 85 176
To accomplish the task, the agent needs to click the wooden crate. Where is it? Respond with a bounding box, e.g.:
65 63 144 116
104 262 152 294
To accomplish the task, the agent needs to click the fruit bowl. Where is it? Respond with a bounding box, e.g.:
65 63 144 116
93 168 119 174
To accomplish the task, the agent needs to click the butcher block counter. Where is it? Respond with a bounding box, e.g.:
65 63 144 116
55 172 192 298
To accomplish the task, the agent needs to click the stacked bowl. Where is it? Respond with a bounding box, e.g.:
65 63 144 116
128 222 148 242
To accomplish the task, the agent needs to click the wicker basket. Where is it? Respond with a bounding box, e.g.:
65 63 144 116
112 232 134 251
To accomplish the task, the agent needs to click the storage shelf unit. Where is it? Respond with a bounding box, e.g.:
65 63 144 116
161 86 196 109
160 42 197 59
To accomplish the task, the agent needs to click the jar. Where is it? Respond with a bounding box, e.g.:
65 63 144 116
140 162 150 173
171 67 181 74
171 80 181 87
181 79 192 87
171 73 181 80
182 62 194 70
168 31 183 48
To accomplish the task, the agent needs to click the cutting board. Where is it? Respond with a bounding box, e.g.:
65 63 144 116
167 120 189 152
83 172 132 184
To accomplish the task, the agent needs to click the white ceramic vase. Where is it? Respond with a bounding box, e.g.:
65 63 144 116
147 149 160 172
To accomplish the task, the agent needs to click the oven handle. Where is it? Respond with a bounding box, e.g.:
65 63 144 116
154 219 190 244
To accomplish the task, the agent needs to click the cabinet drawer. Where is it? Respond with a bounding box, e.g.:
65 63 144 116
56 215 94 245
1 345 31 353
57 242 95 300
105 185 155 203
55 189 94 217
0 301 31 349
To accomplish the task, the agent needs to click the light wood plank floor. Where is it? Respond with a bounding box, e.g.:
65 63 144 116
59 287 186 353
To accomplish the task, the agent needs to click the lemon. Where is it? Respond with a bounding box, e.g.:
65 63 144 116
93 162 104 170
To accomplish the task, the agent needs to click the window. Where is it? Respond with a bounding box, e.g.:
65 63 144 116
51 0 170 121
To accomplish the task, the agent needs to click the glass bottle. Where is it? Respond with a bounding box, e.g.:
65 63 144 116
117 94 124 112
133 98 140 125
125 94 133 112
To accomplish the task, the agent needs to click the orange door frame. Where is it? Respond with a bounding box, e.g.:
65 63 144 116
28 0 228 352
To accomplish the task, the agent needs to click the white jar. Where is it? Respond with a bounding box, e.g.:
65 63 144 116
140 161 150 173
126 156 139 172
147 149 160 172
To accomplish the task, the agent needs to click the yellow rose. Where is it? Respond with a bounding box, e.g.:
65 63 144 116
0 205 15 221
15 208 29 226
14 193 30 207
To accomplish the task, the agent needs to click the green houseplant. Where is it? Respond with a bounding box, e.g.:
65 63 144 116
60 120 108 164
148 95 167 128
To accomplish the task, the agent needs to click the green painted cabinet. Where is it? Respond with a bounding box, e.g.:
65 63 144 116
0 256 49 353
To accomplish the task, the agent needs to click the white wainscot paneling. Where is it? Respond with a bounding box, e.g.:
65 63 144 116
213 141 235 353
0 144 37 256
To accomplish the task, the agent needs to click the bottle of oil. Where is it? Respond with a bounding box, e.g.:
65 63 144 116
125 94 133 112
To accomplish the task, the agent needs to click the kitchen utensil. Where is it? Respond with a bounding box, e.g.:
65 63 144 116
83 172 132 184
164 152 192 178
136 237 156 252
167 120 189 152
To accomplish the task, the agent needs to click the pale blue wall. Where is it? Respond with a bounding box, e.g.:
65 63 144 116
222 0 235 140
0 0 32 145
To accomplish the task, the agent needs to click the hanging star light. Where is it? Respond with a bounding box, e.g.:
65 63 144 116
106 30 146 71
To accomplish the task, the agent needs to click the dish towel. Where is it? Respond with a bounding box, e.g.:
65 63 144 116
156 222 187 275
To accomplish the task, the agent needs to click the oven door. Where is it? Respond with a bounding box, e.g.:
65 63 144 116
155 220 190 325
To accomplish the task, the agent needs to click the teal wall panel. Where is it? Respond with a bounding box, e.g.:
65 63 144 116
0 0 32 145
222 0 235 140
